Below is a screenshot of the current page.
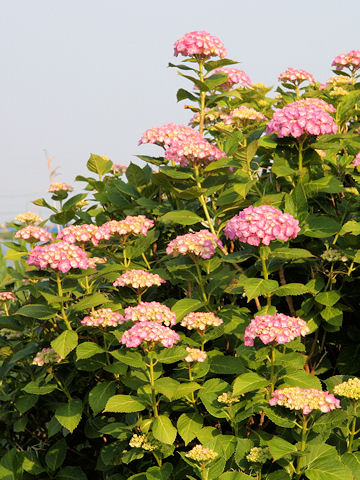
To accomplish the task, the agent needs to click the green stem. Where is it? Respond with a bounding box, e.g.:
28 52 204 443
153 452 162 467
84 275 91 294
298 138 305 174
52 370 72 401
193 257 208 303
103 329 110 365
55 272 72 330
269 344 276 396
295 415 309 476
199 60 206 135
201 466 209 480
142 252 151 270
148 355 159 417
3 303 9 316
194 165 216 236
260 252 271 306
347 401 358 453
295 83 300 100
188 365 196 405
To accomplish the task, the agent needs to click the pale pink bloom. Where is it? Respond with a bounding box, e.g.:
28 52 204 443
57 224 99 245
124 302 176 327
326 75 352 86
206 68 251 90
112 163 127 174
26 241 92 272
164 137 225 168
166 230 223 260
181 311 223 332
174 31 226 59
47 182 73 193
139 123 201 147
332 50 360 71
184 347 207 363
222 106 267 125
32 348 62 366
113 270 165 289
81 308 125 327
269 387 341 414
278 68 315 84
0 292 16 303
294 98 336 114
224 205 300 246
93 216 154 245
87 256 107 269
353 152 360 167
244 313 310 346
14 212 43 224
120 321 180 348
15 226 53 243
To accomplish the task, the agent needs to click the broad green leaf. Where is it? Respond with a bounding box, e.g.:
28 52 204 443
177 413 203 445
56 466 87 480
243 278 279 301
320 306 343 326
104 395 146 413
210 355 245 375
305 176 344 194
0 448 23 480
219 473 253 480
303 216 340 238
272 156 296 177
15 304 57 319
22 451 46 475
271 247 314 260
146 463 173 480
76 341 105 360
262 406 296 428
23 380 57 395
233 372 268 395
87 153 112 176
304 444 352 480
110 350 145 368
152 415 177 444
159 210 204 225
316 291 341 307
55 398 82 433
45 439 67 471
51 331 78 359
15 394 38 415
339 220 360 236
126 163 148 186
171 298 203 321
156 346 187 364
268 437 297 461
279 368 322 389
71 292 109 311
154 377 180 401
341 453 360 480
89 381 117 415
4 249 27 261
160 166 193 179
204 157 240 172
274 283 310 296
171 382 201 401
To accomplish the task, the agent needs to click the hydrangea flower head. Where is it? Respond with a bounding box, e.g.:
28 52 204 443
0 292 16 303
174 31 226 59
327 75 352 86
222 106 267 126
112 163 127 174
181 311 223 331
224 205 300 246
164 137 226 168
353 152 360 167
93 216 154 245
207 68 251 90
57 224 99 245
124 302 176 326
138 123 201 147
47 182 73 193
32 348 62 366
244 313 310 346
185 444 218 463
129 433 160 451
26 241 92 273
294 97 336 114
246 447 272 464
278 68 315 84
166 230 223 259
15 212 43 224
333 377 360 400
15 226 53 243
332 50 360 71
270 387 341 414
81 308 125 327
120 321 180 348
0 328 23 340
113 270 165 289
217 392 240 405
184 347 207 363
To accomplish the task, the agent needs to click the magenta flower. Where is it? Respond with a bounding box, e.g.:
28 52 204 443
93 216 154 245
207 68 251 90
174 31 226 59
0 292 16 303
124 302 176 327
224 205 300 246
113 270 166 289
278 68 315 84
332 50 360 71
26 241 91 273
244 313 310 346
269 387 341 414
181 311 223 332
57 225 99 245
120 321 180 348
81 308 125 327
166 230 223 260
15 226 53 243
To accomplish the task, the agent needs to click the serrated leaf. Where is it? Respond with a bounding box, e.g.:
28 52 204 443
177 413 203 445
339 220 360 236
51 331 78 359
156 346 187 364
22 380 57 395
171 298 203 321
45 439 67 471
303 215 340 238
271 247 314 260
262 406 296 428
316 291 341 307
104 395 146 413
56 466 87 480
152 415 177 445
71 292 109 311
76 341 105 360
304 444 352 480
233 372 268 395
268 436 297 461
279 368 322 389
159 210 204 225
55 399 82 433
87 153 112 176
89 381 117 415
210 355 245 374
15 304 57 319
243 278 279 301
274 283 310 296
341 453 360 480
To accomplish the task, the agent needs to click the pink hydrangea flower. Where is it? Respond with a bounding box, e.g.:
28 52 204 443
124 302 176 327
47 182 73 193
166 230 223 259
26 241 92 273
32 348 62 366
81 308 125 327
174 31 227 59
278 68 315 84
353 152 360 166
138 123 201 147
244 313 310 346
266 101 338 138
112 163 127 174
113 270 166 289
120 321 180 348
207 68 251 90
326 75 352 86
222 106 267 125
181 311 223 331
164 137 226 168
15 226 53 243
57 225 99 245
184 347 207 362
224 205 300 246
0 292 16 303
294 98 336 114
93 216 154 245
332 50 360 71
269 387 341 414
87 257 107 268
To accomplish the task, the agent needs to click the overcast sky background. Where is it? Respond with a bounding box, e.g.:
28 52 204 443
1 0 359 223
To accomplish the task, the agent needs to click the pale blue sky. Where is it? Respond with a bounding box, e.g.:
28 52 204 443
1 0 359 222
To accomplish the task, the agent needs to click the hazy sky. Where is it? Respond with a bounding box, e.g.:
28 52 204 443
1 0 359 222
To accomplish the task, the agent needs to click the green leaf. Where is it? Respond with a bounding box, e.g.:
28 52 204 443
4 249 28 261
341 453 360 480
320 306 343 326
154 377 180 400
104 395 146 413
204 157 240 172
71 292 109 311
15 304 57 319
233 372 268 395
159 210 204 225
45 439 67 471
76 341 105 360
268 437 297 461
32 197 58 212
271 247 314 260
274 283 310 296
272 156 296 177
15 394 38 415
146 464 173 480
159 166 193 179
210 355 245 375
55 398 82 433
339 220 360 236
89 381 117 415
262 406 296 428
156 346 187 364
22 451 46 475
176 88 198 102
243 278 279 301
316 291 341 307
279 368 322 389
87 153 112 176
23 379 57 395
177 413 203 445
126 163 148 187
303 215 340 238
0 449 23 480
305 176 344 194
51 331 78 359
56 466 87 480
152 415 177 445
171 298 204 321
304 444 352 480
62 193 87 211
219 473 254 480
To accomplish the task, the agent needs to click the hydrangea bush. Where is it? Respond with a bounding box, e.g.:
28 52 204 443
1 32 360 480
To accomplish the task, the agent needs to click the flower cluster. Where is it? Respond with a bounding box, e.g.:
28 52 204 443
334 377 360 400
353 152 360 167
138 123 200 147
184 347 207 363
112 163 127 174
93 216 154 244
246 447 272 464
185 444 218 463
332 50 360 71
75 200 89 209
327 75 352 86
47 182 73 193
32 348 62 366
15 226 53 243
87 256 107 269
120 321 180 348
224 205 300 246
321 249 348 262
81 308 125 328
15 212 42 224
113 270 165 289
222 106 267 126
129 433 159 451
174 31 226 58
181 311 223 331
267 101 338 138
124 302 176 327
269 387 341 414
244 313 310 346
0 292 16 302
294 97 336 114
26 242 91 272
166 230 223 259
208 67 251 89
57 224 99 245
0 328 23 340
278 68 315 84
217 392 240 405
164 137 225 167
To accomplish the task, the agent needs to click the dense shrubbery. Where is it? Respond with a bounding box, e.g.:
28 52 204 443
1 31 360 479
